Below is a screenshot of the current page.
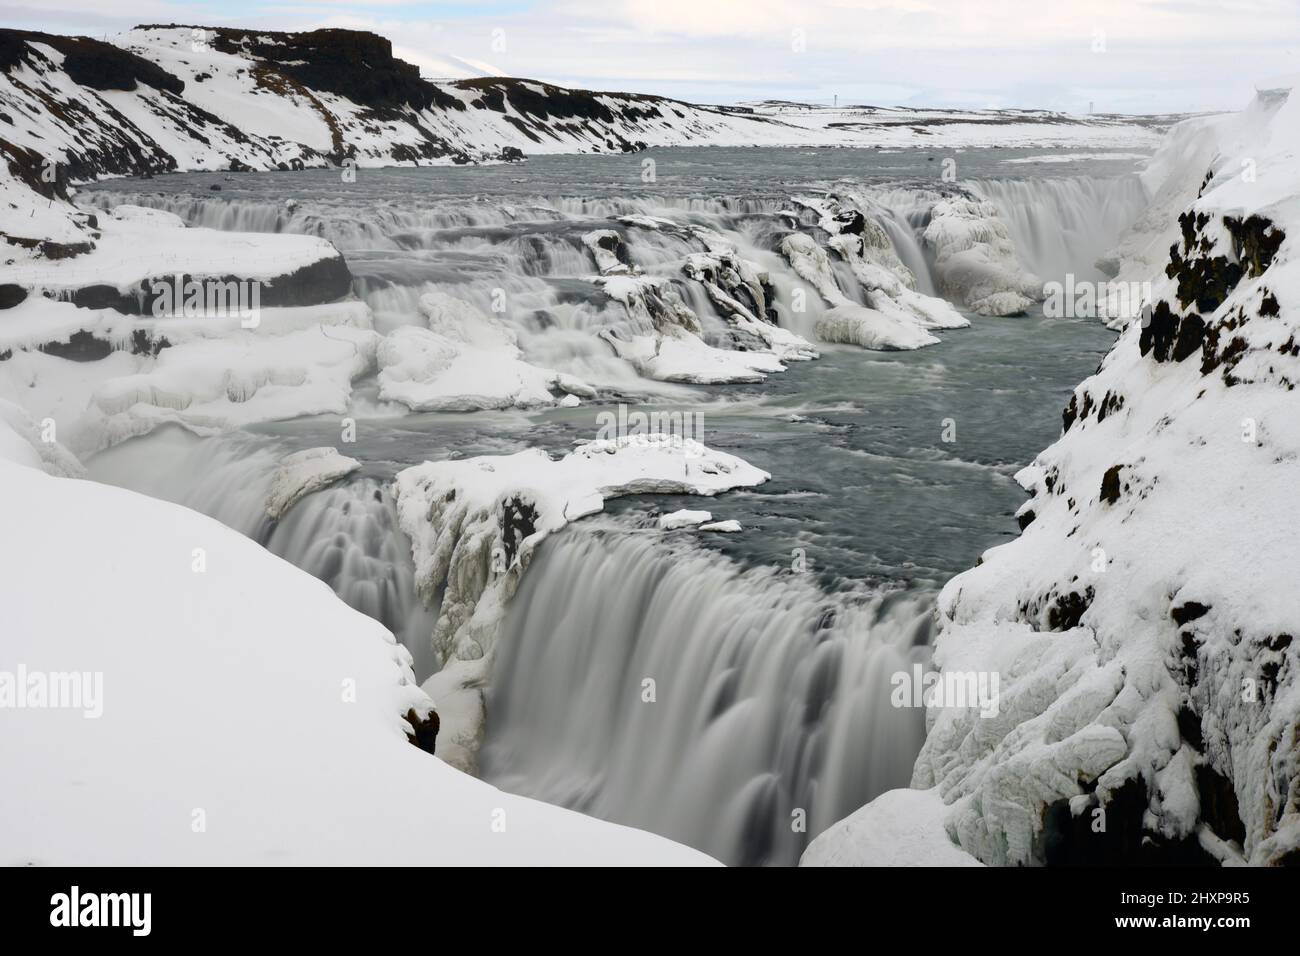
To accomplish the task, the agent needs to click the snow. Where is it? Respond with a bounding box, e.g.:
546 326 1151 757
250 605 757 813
378 325 571 411
265 446 361 520
6 207 343 299
374 292 593 411
800 788 984 867
699 519 742 533
659 509 711 529
600 327 781 384
83 311 378 452
923 197 1045 316
0 424 715 865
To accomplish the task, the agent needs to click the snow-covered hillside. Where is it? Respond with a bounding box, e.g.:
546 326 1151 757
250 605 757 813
806 79 1299 867
0 408 715 865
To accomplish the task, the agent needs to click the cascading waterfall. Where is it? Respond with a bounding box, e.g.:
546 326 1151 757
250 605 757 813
480 523 934 866
970 175 1148 283
77 163 1147 866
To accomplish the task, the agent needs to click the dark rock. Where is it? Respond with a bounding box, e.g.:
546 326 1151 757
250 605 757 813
1100 464 1123 504
1171 601 1211 626
0 283 27 309
403 707 440 756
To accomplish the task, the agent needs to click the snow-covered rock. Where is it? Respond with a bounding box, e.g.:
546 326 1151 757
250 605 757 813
659 509 711 529
0 421 714 865
81 310 379 452
599 327 782 384
375 293 593 411
924 197 1045 316
699 519 742 533
583 229 636 276
265 446 361 520
780 233 944 351
790 193 969 332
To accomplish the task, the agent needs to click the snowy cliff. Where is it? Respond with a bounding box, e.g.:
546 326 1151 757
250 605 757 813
0 410 715 865
807 80 1300 866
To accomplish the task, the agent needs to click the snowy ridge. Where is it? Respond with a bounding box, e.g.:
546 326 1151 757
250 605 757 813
809 80 1300 866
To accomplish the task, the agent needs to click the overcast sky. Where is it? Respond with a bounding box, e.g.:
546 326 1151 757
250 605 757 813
3 0 1297 113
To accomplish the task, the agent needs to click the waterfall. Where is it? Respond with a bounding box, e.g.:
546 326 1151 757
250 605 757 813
480 523 934 866
970 175 1149 283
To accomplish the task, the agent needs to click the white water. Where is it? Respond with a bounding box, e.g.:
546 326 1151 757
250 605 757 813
480 524 933 866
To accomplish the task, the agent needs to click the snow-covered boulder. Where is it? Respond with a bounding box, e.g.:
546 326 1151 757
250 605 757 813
659 509 711 529
265 446 361 520
583 229 636 275
924 198 1044 316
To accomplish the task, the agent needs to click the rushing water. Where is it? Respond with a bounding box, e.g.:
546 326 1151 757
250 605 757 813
81 148 1136 864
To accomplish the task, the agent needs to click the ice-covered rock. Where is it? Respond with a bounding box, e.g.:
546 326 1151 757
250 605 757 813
781 233 945 350
699 519 742 533
375 293 594 411
659 509 711 529
923 198 1044 316
265 446 361 520
583 229 636 276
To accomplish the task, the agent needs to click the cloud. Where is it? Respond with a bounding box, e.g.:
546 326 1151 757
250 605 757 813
3 0 1295 111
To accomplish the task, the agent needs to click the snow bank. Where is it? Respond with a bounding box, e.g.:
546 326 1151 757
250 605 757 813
0 427 713 865
801 788 984 867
